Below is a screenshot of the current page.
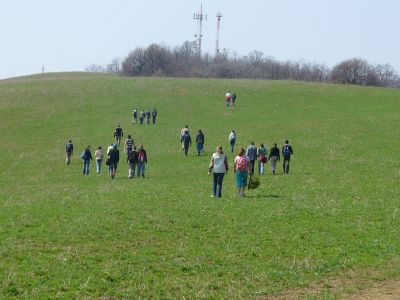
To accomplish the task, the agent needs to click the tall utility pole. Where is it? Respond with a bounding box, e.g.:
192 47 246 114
193 4 207 55
215 12 223 56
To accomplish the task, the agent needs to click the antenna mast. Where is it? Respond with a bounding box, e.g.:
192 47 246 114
215 12 223 56
193 4 207 55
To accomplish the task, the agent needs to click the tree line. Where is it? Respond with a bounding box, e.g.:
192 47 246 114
86 42 400 88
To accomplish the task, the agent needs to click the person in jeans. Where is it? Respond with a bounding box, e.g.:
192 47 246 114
127 146 138 178
137 145 148 178
282 140 294 174
132 108 138 124
152 108 157 124
257 143 268 175
95 146 104 174
246 141 258 175
268 143 280 174
229 130 236 153
208 145 229 198
234 147 250 197
65 140 73 165
81 145 93 175
108 144 120 179
195 129 205 156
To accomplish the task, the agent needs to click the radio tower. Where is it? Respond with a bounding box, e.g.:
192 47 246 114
193 4 207 55
215 12 223 56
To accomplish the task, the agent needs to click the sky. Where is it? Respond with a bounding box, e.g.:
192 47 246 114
1 0 400 79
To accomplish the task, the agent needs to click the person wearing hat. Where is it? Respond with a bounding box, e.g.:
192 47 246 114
108 143 120 179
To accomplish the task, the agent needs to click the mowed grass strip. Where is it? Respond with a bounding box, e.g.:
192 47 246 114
0 73 400 298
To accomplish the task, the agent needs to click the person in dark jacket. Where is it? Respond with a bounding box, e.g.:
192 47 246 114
268 143 280 175
114 125 123 146
152 108 157 124
195 129 205 156
246 142 258 175
108 143 120 179
137 145 148 178
282 139 294 174
127 146 138 178
65 140 74 166
82 145 93 175
146 110 151 124
181 131 192 157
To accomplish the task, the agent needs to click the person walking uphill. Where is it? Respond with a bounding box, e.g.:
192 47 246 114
132 108 138 124
152 108 157 124
127 146 138 178
234 147 250 197
257 143 268 175
208 146 229 198
108 144 120 179
95 146 104 174
195 129 205 156
137 145 148 178
65 140 74 165
114 125 123 146
246 142 258 175
124 134 134 154
229 130 236 153
81 145 93 175
181 131 192 156
268 143 280 175
282 140 294 174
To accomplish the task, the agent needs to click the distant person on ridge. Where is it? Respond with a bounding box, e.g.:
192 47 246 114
225 91 231 107
246 141 258 175
268 143 280 175
181 130 192 157
229 130 236 153
282 140 294 174
195 129 205 156
65 140 74 165
114 125 123 146
231 92 237 106
152 108 157 124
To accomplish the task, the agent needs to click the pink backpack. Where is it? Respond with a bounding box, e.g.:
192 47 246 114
236 156 247 171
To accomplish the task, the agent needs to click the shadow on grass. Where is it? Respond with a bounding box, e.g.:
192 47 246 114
245 194 287 199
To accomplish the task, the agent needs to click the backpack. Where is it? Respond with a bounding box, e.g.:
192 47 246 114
236 156 247 171
282 145 291 157
138 151 145 162
66 143 73 153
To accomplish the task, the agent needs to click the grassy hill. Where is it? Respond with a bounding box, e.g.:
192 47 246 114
1 73 400 298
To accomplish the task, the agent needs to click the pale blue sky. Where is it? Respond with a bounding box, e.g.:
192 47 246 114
1 0 399 79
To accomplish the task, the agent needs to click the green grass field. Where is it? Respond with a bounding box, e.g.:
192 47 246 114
1 73 400 299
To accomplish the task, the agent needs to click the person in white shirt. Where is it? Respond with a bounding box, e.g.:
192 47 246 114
95 146 104 174
208 145 229 198
225 91 232 106
229 130 236 153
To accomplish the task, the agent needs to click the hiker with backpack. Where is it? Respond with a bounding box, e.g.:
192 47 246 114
114 125 123 146
268 143 280 175
208 145 229 198
127 146 138 178
246 142 258 175
137 145 148 178
234 147 250 197
95 146 104 174
229 130 236 153
81 145 93 175
108 143 119 179
152 108 157 124
181 130 192 157
282 140 294 174
195 129 205 156
257 143 268 175
124 134 134 154
65 140 74 165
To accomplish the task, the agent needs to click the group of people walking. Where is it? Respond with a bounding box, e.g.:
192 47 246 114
207 140 294 198
65 125 148 179
225 91 237 106
132 108 157 125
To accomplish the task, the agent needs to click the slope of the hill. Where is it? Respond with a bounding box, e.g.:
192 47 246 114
1 73 400 298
